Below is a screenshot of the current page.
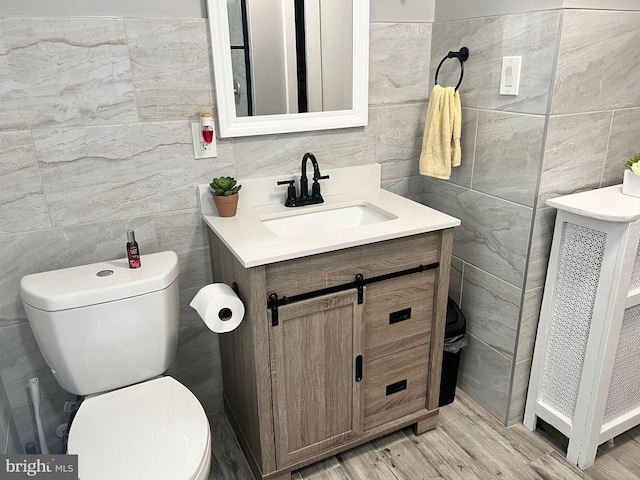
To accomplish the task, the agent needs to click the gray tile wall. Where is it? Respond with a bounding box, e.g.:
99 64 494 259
426 7 640 426
424 10 561 425
518 8 640 424
0 15 432 452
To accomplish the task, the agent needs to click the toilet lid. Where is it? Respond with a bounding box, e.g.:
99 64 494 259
68 377 210 480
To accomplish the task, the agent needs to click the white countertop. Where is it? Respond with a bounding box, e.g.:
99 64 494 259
547 184 640 223
198 165 460 268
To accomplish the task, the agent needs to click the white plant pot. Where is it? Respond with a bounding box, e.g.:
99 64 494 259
622 169 640 198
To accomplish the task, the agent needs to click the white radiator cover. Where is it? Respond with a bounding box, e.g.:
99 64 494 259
524 185 640 469
539 222 606 422
603 305 640 424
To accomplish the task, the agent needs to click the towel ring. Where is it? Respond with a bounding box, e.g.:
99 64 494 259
434 47 469 91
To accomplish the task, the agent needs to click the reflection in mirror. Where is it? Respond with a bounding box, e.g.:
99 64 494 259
206 0 369 138
227 0 352 117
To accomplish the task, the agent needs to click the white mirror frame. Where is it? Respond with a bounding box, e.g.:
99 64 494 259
206 0 370 138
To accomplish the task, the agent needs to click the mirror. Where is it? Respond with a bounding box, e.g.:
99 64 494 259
227 0 353 118
206 0 369 138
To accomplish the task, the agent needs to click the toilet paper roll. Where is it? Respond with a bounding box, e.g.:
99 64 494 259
189 283 245 333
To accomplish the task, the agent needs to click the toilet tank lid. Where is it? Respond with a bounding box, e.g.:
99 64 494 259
20 251 179 312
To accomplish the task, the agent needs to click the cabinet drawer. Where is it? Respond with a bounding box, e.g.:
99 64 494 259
363 344 429 430
364 271 434 360
265 233 441 299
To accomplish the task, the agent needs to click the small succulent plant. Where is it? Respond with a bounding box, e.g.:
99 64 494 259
626 154 640 177
210 176 242 196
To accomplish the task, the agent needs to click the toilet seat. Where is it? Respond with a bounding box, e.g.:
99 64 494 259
68 376 211 480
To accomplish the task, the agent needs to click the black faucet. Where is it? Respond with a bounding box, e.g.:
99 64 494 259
277 153 330 207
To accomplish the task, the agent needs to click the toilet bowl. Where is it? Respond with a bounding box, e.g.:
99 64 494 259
20 251 211 480
68 377 210 480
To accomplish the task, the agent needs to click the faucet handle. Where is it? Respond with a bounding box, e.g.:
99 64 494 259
277 179 297 207
311 174 329 199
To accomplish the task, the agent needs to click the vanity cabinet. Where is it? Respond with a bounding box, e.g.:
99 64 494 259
208 229 453 480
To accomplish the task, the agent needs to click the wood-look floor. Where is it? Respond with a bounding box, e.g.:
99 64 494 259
207 389 640 480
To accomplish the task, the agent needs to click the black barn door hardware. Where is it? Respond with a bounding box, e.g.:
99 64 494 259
267 262 439 326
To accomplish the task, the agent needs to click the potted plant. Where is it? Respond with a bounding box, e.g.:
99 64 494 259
210 176 242 217
623 153 640 198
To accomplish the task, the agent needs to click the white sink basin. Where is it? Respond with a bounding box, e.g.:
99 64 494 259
260 202 398 239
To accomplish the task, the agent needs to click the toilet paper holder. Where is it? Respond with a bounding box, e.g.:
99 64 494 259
190 282 245 333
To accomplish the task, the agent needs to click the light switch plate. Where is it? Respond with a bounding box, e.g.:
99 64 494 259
499 56 522 96
191 122 218 159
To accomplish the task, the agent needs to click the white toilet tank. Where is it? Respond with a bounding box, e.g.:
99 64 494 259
20 251 180 396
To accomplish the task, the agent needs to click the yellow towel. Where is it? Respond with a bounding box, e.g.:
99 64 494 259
419 85 462 180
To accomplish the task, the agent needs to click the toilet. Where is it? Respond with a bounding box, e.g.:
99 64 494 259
20 251 211 480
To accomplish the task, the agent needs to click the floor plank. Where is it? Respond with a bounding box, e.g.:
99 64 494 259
337 443 399 480
368 430 410 451
301 466 353 480
437 399 468 426
296 456 342 479
207 392 640 480
583 452 640 480
438 415 543 480
405 423 495 479
596 426 640 473
529 451 591 480
377 435 445 479
503 424 558 462
456 389 560 461
207 412 255 480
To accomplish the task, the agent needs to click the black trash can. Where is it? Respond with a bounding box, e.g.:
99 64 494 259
439 296 467 406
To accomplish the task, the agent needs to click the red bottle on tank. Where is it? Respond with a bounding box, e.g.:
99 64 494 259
126 230 141 269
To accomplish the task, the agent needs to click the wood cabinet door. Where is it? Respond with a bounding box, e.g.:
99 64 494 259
269 290 364 467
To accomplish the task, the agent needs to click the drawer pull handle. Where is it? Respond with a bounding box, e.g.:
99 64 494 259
386 380 407 396
355 355 363 382
389 307 412 324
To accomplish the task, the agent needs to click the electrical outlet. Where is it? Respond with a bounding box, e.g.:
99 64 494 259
191 122 217 159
